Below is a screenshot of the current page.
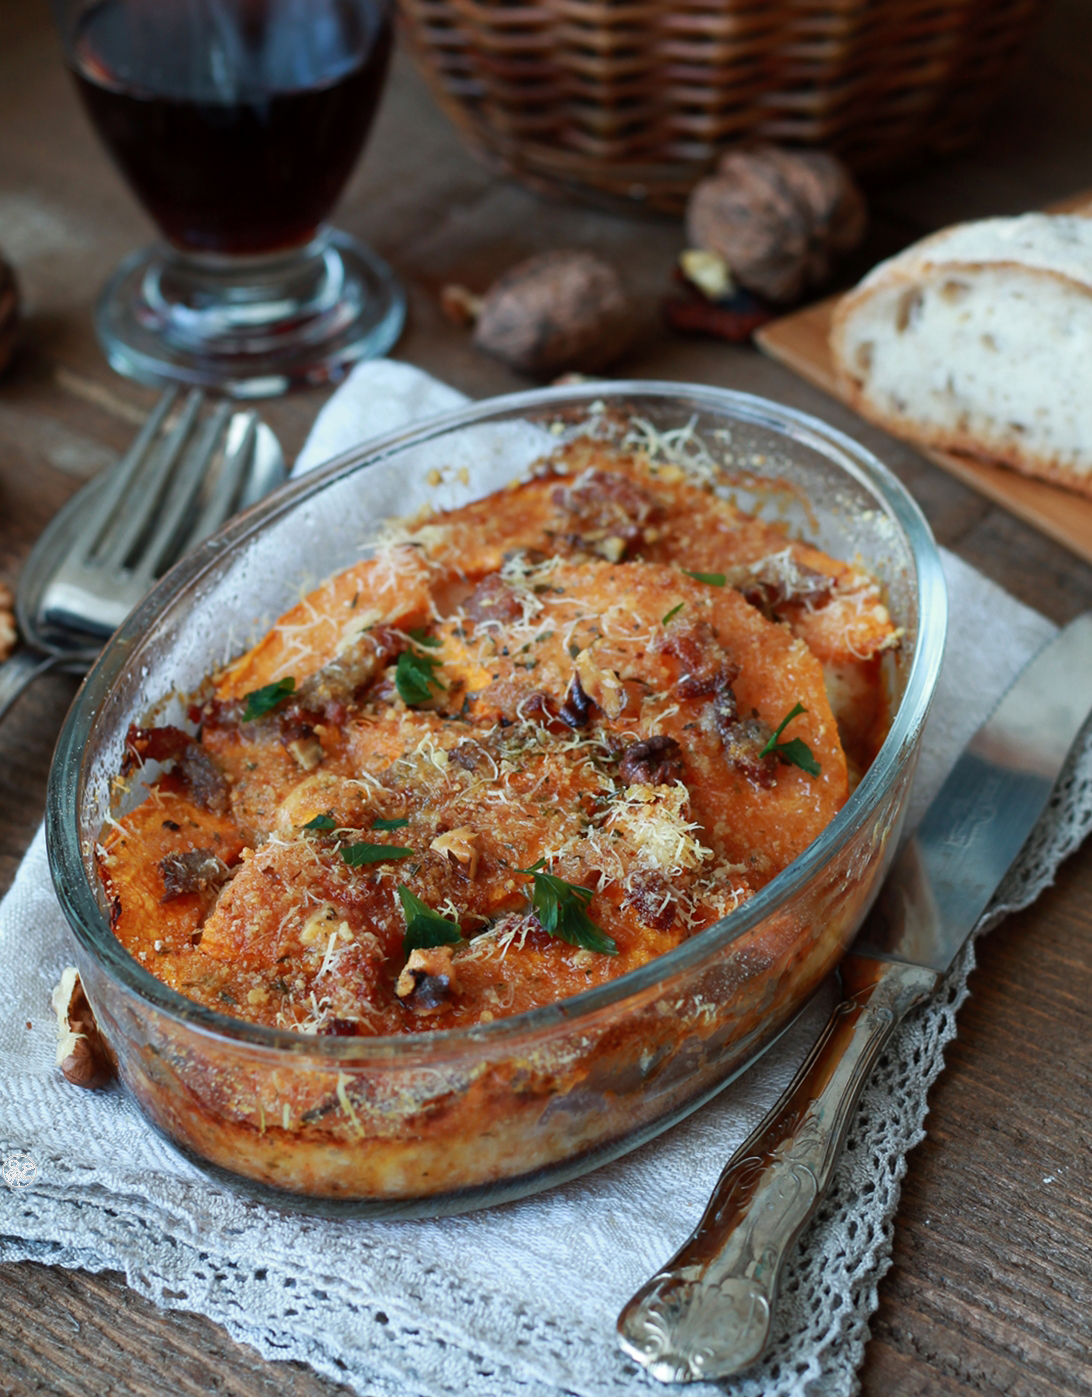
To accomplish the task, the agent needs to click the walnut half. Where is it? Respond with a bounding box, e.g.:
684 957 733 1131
51 967 117 1089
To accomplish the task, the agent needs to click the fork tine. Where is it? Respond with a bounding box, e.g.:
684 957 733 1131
130 400 233 583
76 388 179 565
96 389 204 571
186 411 258 549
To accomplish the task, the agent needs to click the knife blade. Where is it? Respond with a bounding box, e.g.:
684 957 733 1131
617 612 1092 1384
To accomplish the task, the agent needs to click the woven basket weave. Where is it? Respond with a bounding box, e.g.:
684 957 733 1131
399 0 1043 213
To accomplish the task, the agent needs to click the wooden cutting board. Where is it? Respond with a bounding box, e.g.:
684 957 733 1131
755 192 1092 566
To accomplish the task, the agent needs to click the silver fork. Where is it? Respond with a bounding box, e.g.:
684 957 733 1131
0 387 284 722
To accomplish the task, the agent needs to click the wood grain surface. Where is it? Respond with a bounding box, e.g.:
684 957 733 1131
754 190 1092 568
2 0 1092 1393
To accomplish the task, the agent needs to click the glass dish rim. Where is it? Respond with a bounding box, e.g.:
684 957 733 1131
47 379 948 1062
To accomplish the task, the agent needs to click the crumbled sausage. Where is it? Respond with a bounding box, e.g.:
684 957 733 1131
551 468 660 555
159 848 230 901
736 553 833 618
395 945 458 1015
295 624 404 710
618 735 684 787
451 740 484 771
122 724 190 774
623 871 677 930
656 619 740 699
178 743 231 814
322 1017 360 1036
123 725 231 814
722 715 777 788
465 574 523 625
698 682 778 787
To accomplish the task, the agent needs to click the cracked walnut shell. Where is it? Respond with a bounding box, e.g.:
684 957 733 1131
52 966 117 1089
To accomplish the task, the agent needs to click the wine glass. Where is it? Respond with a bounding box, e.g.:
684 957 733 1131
53 0 405 398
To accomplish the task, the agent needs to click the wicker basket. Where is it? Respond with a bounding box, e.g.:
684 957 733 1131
399 0 1044 213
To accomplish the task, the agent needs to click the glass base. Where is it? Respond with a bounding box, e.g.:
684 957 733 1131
95 228 405 399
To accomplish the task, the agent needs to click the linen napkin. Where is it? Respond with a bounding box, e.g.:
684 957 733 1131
2 361 1091 1397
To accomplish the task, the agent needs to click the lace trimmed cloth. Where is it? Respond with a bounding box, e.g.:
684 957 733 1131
3 361 1091 1397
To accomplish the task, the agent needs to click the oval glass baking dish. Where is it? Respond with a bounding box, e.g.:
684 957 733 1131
47 382 947 1217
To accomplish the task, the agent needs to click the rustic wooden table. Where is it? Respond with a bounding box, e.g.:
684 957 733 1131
3 0 1092 1392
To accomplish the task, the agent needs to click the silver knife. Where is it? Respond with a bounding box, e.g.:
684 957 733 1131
617 612 1092 1384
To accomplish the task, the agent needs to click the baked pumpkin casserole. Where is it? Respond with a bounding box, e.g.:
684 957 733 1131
90 430 903 1201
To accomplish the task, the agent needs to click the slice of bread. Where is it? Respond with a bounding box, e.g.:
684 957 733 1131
830 213 1092 497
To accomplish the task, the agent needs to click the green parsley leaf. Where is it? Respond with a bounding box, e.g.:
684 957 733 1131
517 860 617 955
395 648 446 706
408 627 442 649
396 885 462 953
301 814 337 831
242 676 296 721
662 602 685 625
372 817 410 831
759 702 821 777
683 570 726 587
340 842 414 867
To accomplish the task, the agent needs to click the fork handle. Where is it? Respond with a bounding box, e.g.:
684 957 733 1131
616 956 938 1383
0 648 69 723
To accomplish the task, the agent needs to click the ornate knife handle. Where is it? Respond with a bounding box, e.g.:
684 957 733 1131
617 956 939 1384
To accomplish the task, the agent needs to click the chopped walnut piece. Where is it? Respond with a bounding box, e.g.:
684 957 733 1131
286 734 324 770
559 669 594 728
619 734 684 787
395 945 458 1015
51 967 117 1089
574 647 627 719
0 581 15 663
430 826 480 878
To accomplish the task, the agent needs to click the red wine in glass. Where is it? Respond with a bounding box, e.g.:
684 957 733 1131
72 0 392 255
52 0 404 394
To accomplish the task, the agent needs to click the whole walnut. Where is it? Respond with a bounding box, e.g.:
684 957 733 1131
471 250 633 378
686 147 867 304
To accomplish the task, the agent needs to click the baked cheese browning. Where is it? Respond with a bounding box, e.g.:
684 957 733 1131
101 440 895 1040
344 442 898 762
